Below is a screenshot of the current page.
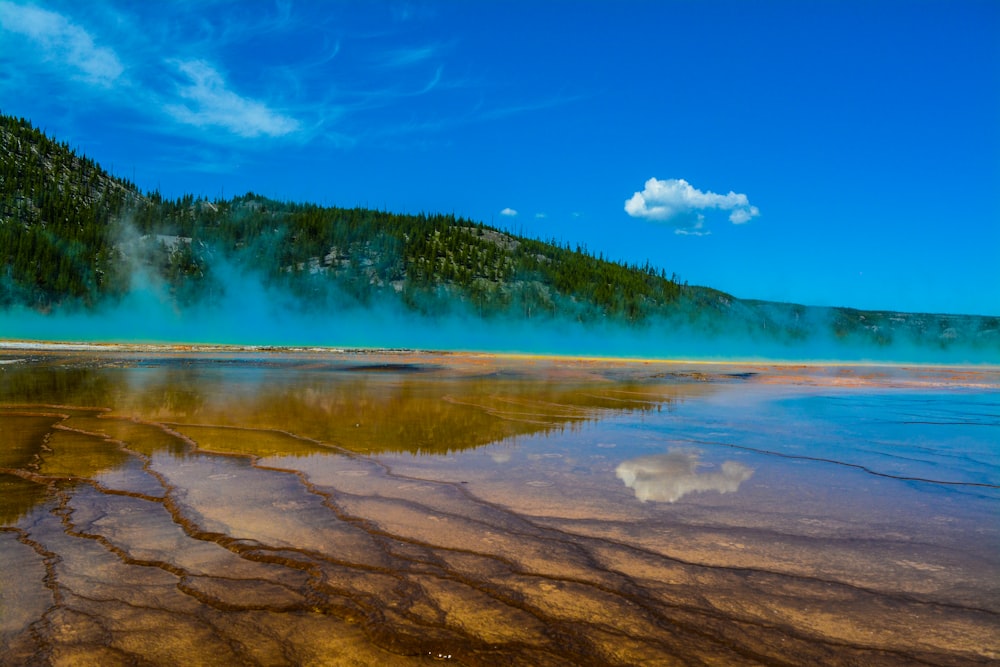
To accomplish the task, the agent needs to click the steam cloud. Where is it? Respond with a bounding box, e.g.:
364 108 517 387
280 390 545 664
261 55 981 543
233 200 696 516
0 215 995 364
2 259 995 362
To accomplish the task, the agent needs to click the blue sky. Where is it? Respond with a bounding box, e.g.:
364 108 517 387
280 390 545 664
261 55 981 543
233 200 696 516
1 0 998 316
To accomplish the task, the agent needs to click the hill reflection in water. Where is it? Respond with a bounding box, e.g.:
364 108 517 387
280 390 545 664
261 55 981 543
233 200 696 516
1 350 998 666
0 352 701 460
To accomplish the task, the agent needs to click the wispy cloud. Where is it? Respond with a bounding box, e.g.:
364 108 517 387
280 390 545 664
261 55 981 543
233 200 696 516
0 1 580 154
673 219 711 237
0 1 123 85
500 207 518 217
625 178 759 230
163 60 301 138
416 66 444 94
390 2 440 23
0 2 305 142
478 92 589 121
382 44 438 68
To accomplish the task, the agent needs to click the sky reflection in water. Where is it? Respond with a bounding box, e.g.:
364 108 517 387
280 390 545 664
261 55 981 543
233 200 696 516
1 351 998 665
616 450 754 503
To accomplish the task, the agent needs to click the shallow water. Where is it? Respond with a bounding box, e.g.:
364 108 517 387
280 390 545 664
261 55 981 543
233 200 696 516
0 351 997 665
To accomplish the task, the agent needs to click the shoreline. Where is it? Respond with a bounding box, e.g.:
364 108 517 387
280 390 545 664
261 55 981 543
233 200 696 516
1 337 997 370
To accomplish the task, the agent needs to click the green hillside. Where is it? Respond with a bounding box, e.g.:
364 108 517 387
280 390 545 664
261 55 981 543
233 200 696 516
1 113 998 357
1 113 684 320
0 114 142 306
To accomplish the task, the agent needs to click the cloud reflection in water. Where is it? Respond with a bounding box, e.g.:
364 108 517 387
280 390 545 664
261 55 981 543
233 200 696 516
616 449 754 502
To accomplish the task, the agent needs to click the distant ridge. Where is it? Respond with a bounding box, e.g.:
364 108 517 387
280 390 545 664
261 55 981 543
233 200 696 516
1 112 997 359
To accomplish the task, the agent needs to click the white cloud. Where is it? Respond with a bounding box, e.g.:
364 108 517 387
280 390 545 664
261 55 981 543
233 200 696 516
534 212 547 219
728 207 759 224
164 60 301 138
625 178 759 230
0 1 123 85
500 207 518 217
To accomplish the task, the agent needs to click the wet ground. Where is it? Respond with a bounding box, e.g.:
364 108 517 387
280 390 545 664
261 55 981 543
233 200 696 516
0 350 997 665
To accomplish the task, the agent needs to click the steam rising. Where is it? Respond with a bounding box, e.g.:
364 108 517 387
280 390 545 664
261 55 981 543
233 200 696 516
0 217 997 364
1 264 997 363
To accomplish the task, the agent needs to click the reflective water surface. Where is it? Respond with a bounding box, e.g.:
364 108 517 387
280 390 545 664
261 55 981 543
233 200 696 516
1 350 998 665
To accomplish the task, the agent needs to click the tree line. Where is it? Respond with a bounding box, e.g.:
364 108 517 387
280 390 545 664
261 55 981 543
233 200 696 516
0 113 684 322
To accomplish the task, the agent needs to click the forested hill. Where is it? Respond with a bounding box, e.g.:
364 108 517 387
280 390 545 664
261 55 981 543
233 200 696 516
1 113 687 318
1 113 998 358
0 114 142 305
